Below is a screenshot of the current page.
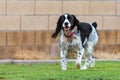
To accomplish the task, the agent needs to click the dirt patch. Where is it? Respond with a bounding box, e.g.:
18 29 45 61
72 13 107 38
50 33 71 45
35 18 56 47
94 51 120 59
13 49 49 60
0 44 120 60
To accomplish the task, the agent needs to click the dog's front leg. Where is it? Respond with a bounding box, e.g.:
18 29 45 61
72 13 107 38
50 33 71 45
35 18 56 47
60 48 67 70
76 48 84 69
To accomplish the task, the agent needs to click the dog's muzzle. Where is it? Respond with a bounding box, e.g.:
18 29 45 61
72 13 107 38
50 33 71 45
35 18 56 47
64 26 70 31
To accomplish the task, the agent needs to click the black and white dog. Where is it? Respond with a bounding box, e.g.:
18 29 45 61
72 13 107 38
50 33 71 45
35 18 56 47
51 13 98 70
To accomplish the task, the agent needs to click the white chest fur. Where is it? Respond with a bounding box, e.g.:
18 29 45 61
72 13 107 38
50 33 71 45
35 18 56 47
61 36 82 51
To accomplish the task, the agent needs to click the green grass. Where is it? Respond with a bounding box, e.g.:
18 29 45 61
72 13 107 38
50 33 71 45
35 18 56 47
0 61 120 80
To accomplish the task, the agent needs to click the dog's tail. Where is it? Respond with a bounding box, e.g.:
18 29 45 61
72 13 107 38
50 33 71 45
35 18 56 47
92 22 97 29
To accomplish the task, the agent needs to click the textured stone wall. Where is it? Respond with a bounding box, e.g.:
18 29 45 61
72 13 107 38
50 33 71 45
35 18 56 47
0 0 120 59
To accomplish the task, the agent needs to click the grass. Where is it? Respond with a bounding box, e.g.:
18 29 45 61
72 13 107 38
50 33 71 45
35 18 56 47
0 61 120 80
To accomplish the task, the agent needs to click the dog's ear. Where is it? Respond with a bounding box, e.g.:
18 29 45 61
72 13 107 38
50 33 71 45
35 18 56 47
51 16 62 38
72 15 80 27
72 15 83 30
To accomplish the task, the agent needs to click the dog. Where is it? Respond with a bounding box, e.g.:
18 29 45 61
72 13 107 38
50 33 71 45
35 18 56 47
51 13 98 70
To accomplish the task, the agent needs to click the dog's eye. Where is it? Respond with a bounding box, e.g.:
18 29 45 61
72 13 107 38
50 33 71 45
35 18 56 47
61 17 65 21
68 16 73 21
67 16 71 20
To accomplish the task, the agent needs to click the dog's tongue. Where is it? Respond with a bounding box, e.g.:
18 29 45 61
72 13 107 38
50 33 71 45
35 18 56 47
65 26 69 29
64 26 69 31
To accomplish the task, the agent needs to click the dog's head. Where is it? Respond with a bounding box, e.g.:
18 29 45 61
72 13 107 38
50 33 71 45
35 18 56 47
61 14 75 31
51 13 79 38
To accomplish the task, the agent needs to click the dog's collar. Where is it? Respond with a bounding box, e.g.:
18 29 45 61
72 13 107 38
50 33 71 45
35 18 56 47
64 26 77 39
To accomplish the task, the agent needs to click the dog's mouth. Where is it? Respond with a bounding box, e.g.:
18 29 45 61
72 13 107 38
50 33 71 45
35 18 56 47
64 26 70 31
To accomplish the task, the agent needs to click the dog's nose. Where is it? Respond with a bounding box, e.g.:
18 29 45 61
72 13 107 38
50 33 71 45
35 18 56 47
65 22 68 26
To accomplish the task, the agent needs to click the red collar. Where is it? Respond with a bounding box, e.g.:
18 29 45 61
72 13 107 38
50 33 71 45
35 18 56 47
65 32 75 39
64 26 77 39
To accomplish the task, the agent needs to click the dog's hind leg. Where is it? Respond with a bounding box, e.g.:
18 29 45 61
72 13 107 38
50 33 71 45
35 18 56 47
81 53 95 70
81 42 95 70
89 55 95 67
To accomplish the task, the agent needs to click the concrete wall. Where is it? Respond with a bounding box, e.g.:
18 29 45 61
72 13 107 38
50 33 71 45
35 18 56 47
0 0 120 59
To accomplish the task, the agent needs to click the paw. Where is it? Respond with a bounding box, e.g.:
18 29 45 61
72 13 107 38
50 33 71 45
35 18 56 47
76 60 81 65
90 63 95 67
81 66 87 70
76 61 81 69
89 60 95 67
61 64 67 70
62 67 67 70
76 63 80 69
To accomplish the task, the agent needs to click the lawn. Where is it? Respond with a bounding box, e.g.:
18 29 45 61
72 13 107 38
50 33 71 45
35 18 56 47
0 61 120 80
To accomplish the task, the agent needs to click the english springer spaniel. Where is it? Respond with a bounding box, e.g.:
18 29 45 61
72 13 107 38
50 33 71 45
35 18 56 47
51 13 98 70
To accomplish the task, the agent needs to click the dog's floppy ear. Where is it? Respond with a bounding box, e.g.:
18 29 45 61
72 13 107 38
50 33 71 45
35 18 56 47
51 16 62 38
72 15 83 30
72 15 80 28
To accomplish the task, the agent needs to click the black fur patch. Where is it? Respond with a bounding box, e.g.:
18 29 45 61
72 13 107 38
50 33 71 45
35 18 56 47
92 22 97 29
78 22 92 46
